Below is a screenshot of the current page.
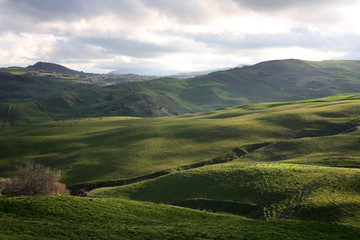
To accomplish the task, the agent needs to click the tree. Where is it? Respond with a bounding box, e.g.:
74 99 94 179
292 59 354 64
1 162 69 196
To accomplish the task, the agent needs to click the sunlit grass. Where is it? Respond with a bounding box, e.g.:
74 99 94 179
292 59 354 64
1 94 360 184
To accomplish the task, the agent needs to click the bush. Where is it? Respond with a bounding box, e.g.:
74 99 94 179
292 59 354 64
0 178 11 194
1 162 69 196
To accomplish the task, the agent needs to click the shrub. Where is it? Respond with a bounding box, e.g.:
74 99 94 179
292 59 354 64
1 162 69 196
0 178 11 194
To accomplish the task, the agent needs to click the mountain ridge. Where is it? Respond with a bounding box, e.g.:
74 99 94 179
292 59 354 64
2 59 360 125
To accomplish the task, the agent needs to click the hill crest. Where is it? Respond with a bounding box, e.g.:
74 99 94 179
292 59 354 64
27 62 83 75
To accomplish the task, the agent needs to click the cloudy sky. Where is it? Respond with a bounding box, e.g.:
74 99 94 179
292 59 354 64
1 0 360 75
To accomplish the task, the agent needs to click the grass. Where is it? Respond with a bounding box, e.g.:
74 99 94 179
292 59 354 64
87 162 360 226
1 92 360 238
1 196 360 239
1 93 359 185
243 131 360 167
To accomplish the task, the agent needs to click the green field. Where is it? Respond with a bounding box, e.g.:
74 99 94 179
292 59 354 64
1 93 359 185
1 196 360 239
1 92 360 238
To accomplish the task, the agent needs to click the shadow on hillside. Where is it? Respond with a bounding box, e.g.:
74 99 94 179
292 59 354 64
172 199 263 219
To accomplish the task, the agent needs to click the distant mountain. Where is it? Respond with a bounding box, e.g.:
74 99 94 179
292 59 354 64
2 59 360 125
110 66 243 79
168 67 238 79
0 62 165 102
27 62 84 75
107 73 160 82
0 66 96 103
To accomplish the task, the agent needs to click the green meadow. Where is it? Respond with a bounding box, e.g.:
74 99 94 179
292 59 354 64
1 93 360 238
2 196 360 239
1 93 359 185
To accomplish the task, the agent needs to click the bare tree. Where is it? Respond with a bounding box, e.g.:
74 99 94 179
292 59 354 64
1 162 69 196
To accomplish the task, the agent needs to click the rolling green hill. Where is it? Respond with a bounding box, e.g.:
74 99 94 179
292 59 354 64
88 162 360 226
2 59 360 125
83 93 360 227
1 93 360 238
2 196 359 239
1 93 359 185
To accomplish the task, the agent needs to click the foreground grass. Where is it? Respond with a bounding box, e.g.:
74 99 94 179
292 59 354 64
1 93 360 184
1 196 359 240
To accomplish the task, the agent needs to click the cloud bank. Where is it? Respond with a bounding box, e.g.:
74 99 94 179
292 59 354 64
0 0 359 74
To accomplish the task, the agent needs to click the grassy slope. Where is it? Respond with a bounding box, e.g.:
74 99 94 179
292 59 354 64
88 162 360 226
3 59 360 125
1 196 359 240
0 93 359 185
1 94 360 238
83 94 360 226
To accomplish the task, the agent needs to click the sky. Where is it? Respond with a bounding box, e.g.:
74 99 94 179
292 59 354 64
1 0 360 75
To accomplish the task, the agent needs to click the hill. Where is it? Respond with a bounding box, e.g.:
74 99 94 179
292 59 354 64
1 196 359 239
0 63 160 104
0 93 359 184
27 62 85 75
88 162 360 226
2 59 360 125
1 93 360 236
0 67 97 103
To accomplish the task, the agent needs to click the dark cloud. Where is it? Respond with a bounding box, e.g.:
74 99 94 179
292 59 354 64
231 0 355 11
142 0 214 23
49 38 105 60
1 0 209 24
189 29 360 52
1 0 357 32
0 0 149 33
78 37 181 58
1 0 140 21
0 0 219 31
6 0 85 20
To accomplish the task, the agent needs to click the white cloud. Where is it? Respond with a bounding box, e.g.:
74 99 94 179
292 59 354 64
0 32 62 67
0 0 360 74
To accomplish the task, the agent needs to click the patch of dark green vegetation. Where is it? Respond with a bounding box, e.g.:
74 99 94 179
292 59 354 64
173 198 263 219
295 118 360 138
68 170 172 195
